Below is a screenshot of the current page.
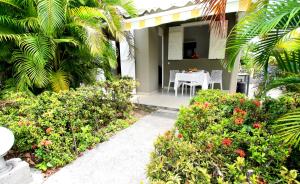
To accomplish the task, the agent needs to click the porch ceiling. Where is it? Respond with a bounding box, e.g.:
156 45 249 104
123 0 251 31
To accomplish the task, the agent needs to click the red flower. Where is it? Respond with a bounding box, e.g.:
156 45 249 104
252 100 261 107
235 118 244 125
31 144 37 149
177 133 183 139
253 123 262 129
222 138 232 147
234 108 247 116
46 127 53 134
235 149 246 157
234 108 240 113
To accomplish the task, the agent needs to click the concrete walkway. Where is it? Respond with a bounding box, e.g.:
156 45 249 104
43 110 177 184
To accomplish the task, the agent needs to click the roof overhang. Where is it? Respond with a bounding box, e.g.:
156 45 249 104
123 0 251 31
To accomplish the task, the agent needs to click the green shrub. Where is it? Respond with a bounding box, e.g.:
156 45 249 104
148 90 300 183
0 79 136 171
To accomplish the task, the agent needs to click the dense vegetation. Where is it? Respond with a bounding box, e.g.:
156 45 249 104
0 79 135 171
0 0 136 93
147 90 300 183
226 0 300 151
227 0 300 92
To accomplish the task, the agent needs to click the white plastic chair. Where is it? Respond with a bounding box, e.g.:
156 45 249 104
210 70 223 90
181 71 204 97
168 70 179 92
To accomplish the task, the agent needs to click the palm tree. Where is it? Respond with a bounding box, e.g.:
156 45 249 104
225 0 300 89
0 0 136 93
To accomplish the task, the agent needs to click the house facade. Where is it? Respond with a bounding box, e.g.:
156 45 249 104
120 0 251 94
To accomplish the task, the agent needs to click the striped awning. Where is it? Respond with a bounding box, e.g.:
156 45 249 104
123 0 251 31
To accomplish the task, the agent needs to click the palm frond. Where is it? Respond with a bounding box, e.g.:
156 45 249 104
275 28 300 52
50 70 69 92
273 50 300 73
266 76 300 92
37 0 66 36
12 35 55 89
101 0 137 17
0 0 21 9
196 0 227 36
226 0 300 71
100 41 117 69
274 108 300 149
54 37 79 46
13 51 50 88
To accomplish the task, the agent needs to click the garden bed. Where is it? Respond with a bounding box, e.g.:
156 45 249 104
1 79 138 172
147 90 300 183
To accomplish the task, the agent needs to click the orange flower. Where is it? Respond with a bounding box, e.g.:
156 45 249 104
239 98 245 104
257 178 267 184
253 123 262 129
252 100 261 107
222 138 232 147
46 127 53 134
40 140 52 146
235 118 244 125
177 133 183 139
18 121 24 126
235 149 246 157
194 102 201 107
207 143 214 151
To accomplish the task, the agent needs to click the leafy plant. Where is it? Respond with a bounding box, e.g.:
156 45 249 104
147 90 300 183
1 79 136 171
0 0 137 93
274 108 300 149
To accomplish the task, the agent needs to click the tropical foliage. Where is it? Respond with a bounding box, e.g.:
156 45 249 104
1 79 136 171
226 0 300 92
147 90 300 183
0 0 136 93
224 0 300 152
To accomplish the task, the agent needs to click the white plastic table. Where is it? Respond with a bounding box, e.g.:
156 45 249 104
174 71 210 96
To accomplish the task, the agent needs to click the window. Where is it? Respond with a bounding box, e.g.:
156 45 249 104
183 25 210 59
167 21 228 60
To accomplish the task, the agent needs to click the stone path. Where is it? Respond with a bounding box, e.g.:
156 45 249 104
43 109 177 184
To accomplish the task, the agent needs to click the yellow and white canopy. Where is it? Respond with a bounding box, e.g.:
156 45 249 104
123 0 251 31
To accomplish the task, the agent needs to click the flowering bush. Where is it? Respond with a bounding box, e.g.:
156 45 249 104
147 90 300 183
0 79 136 171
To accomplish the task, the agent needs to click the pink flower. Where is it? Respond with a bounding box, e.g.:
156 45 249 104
203 102 210 108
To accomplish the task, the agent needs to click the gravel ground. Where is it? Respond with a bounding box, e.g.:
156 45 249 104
42 109 177 184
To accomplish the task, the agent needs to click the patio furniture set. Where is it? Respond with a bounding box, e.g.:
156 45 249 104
168 70 223 97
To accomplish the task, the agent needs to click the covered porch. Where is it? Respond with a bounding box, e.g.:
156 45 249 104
121 0 250 108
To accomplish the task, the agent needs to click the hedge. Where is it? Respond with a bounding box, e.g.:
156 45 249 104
0 79 136 171
147 90 300 184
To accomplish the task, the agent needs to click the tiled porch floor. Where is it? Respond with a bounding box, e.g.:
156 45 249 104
132 89 191 110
